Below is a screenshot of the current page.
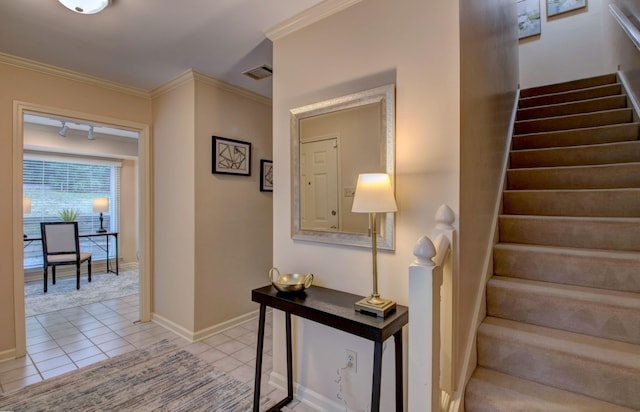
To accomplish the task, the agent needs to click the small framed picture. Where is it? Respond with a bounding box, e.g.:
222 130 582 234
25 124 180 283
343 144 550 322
260 159 273 192
518 0 541 39
212 136 251 176
547 0 586 17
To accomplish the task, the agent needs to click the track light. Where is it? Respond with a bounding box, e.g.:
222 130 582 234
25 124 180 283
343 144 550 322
59 122 69 137
88 126 96 140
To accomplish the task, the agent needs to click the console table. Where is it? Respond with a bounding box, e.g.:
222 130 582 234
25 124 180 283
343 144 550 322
251 285 408 412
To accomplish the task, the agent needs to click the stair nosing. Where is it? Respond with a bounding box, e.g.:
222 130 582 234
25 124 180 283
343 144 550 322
503 188 640 193
499 214 640 223
506 161 640 173
513 122 640 139
494 242 640 260
480 317 640 369
514 107 632 125
489 275 640 310
511 140 640 155
518 83 622 104
517 94 627 113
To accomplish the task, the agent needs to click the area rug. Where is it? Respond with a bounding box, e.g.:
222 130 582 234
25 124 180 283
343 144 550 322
0 339 271 411
24 269 139 317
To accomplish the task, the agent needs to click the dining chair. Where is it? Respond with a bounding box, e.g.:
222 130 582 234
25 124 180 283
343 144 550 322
40 222 92 293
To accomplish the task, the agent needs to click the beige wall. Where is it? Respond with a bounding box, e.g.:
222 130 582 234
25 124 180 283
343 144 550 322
0 58 151 356
606 0 640 100
152 78 197 332
272 0 461 409
519 0 615 88
459 0 519 392
152 72 273 336
193 75 272 331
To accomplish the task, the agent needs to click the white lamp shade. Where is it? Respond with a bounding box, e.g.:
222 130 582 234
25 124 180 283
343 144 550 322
58 0 110 14
93 197 109 213
351 173 398 213
23 197 32 214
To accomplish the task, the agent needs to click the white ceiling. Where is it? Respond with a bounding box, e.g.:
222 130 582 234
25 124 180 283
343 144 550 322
0 0 325 98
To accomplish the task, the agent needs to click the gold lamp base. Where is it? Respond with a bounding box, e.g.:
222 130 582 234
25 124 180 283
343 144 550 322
354 296 396 318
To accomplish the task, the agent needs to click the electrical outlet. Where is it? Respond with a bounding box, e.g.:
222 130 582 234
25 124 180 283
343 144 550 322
345 349 357 373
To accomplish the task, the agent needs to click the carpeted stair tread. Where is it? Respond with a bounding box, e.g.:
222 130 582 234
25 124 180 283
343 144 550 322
518 83 623 109
465 367 637 412
516 95 627 121
498 215 640 251
506 162 640 190
510 141 640 169
514 108 633 134
487 275 640 344
519 73 617 98
477 317 640 409
493 243 640 292
502 188 640 217
512 123 640 150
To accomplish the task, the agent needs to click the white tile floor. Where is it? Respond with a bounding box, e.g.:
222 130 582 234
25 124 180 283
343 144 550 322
0 293 315 411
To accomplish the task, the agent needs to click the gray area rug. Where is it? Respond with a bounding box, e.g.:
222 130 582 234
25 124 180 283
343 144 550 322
24 269 139 317
0 339 271 411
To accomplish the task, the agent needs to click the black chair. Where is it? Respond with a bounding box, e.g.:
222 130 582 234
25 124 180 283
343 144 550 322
40 222 92 293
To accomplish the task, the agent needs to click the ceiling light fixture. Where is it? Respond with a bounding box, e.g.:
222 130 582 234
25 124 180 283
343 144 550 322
88 126 96 140
58 0 110 15
59 122 69 137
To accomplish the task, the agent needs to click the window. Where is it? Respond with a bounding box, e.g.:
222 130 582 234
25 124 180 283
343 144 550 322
23 153 121 269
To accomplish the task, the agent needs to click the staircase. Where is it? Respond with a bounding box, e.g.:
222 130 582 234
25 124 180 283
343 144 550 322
465 74 640 411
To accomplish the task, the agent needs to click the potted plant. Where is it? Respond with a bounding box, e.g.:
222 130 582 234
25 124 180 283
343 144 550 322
58 208 79 222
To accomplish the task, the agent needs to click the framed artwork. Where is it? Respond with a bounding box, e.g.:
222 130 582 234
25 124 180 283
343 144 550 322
212 136 251 176
547 0 586 17
518 0 541 39
260 159 273 192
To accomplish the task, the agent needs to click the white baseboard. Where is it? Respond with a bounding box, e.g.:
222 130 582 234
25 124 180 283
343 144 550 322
269 371 346 412
24 260 137 283
152 309 263 343
0 348 17 364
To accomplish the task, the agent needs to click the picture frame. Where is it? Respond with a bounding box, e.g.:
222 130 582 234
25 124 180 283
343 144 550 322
212 136 251 176
260 159 273 192
518 0 541 39
547 0 586 17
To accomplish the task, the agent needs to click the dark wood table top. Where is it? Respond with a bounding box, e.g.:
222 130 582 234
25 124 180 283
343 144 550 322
252 285 408 342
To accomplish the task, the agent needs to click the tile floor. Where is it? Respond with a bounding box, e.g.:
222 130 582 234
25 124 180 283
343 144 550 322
0 293 315 411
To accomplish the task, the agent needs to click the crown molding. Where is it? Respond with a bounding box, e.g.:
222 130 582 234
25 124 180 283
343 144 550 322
265 0 362 41
150 69 271 106
0 51 150 99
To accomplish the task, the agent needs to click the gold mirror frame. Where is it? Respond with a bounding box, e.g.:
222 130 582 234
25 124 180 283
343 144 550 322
290 84 396 249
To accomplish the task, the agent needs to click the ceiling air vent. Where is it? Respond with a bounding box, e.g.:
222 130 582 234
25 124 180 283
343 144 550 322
242 65 273 80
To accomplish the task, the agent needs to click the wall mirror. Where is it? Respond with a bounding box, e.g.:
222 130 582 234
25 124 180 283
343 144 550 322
291 84 396 249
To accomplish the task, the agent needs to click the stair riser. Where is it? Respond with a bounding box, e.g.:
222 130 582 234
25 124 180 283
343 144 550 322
514 109 633 134
487 279 640 344
516 95 627 121
494 246 640 292
502 190 640 217
498 217 640 251
506 163 640 190
510 142 640 169
520 74 617 98
518 84 623 109
477 326 640 409
513 123 640 150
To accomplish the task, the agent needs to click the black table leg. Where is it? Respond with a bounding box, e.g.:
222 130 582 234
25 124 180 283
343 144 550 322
372 340 383 412
253 304 266 412
266 312 294 412
394 331 403 412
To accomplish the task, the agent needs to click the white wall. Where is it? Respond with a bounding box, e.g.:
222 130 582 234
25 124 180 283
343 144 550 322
272 0 461 409
519 0 616 88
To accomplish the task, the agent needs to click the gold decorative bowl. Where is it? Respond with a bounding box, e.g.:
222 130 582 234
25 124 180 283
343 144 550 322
269 267 314 293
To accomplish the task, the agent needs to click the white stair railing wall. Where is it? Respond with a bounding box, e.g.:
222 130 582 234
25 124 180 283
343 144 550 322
408 204 456 412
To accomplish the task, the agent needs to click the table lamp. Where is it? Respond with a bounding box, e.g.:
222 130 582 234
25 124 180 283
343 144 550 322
93 197 109 233
351 173 398 317
23 196 31 238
